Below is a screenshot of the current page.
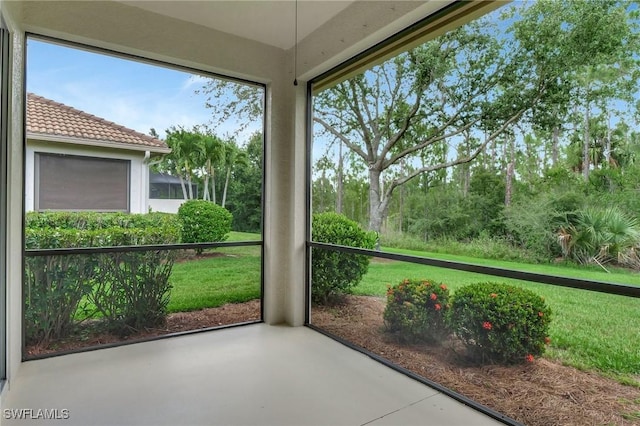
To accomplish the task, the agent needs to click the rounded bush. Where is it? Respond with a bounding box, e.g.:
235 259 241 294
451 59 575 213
311 212 377 304
177 200 232 246
448 282 552 364
383 279 451 344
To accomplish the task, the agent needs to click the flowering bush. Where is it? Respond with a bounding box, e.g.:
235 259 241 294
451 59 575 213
383 279 451 344
447 282 552 364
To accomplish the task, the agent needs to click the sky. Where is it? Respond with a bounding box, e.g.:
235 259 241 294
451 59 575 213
26 38 262 142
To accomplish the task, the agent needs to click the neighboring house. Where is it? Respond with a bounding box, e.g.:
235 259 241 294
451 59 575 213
149 171 198 214
25 93 171 213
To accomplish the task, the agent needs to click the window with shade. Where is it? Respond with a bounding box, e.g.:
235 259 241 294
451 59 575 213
34 153 130 212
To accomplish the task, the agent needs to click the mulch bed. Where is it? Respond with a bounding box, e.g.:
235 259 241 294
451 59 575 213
25 300 261 357
312 295 640 426
25 296 640 425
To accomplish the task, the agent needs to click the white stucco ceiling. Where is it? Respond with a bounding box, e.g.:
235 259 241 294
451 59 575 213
118 1 356 50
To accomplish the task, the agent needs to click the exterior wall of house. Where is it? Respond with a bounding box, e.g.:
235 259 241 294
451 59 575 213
25 140 149 214
148 199 183 214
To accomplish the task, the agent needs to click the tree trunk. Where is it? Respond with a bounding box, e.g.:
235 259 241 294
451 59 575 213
462 164 470 197
583 105 590 181
368 168 390 238
552 126 559 166
178 176 188 200
605 112 612 166
203 176 210 200
336 141 344 214
222 167 231 208
187 176 194 200
398 159 405 233
211 172 217 204
505 136 515 207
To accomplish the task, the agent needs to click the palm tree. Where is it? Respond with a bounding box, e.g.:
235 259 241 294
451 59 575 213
559 206 639 267
221 140 248 208
200 134 225 203
165 127 203 199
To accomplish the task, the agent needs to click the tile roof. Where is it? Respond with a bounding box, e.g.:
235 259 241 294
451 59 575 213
26 93 169 152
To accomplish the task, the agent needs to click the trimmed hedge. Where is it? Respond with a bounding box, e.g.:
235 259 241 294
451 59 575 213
311 212 377 304
177 200 232 253
25 212 180 344
447 282 552 364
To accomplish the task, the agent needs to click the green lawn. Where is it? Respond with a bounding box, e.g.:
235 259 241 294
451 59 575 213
226 231 262 242
166 235 640 380
167 232 261 312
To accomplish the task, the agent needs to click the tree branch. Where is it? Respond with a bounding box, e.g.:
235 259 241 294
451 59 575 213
313 116 369 161
385 105 530 198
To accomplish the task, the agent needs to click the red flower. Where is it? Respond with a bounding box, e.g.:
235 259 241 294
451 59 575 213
430 293 437 301
434 303 441 311
525 354 535 363
538 311 544 317
490 293 497 298
440 284 447 291
482 321 492 330
544 337 551 345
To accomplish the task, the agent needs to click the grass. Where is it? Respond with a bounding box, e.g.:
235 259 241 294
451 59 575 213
382 246 640 286
167 231 262 312
348 246 640 379
226 231 262 242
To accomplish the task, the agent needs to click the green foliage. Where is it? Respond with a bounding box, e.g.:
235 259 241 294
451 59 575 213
448 282 552 364
25 211 178 232
468 169 507 235
380 233 536 263
89 249 176 335
311 212 377 304
24 253 95 345
405 187 476 240
178 200 232 250
504 189 584 261
560 206 640 268
383 279 451 344
224 132 263 233
25 212 180 344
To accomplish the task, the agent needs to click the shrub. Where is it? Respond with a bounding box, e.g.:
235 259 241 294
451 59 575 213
311 212 377 304
383 279 451 344
25 227 100 345
24 213 180 343
87 226 180 335
504 190 583 261
177 200 232 252
559 206 640 268
24 253 95 345
448 282 552 364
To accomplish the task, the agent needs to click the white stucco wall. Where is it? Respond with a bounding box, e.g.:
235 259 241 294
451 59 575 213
25 140 149 214
148 199 184 214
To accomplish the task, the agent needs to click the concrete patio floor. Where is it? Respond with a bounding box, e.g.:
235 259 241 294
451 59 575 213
3 324 503 425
